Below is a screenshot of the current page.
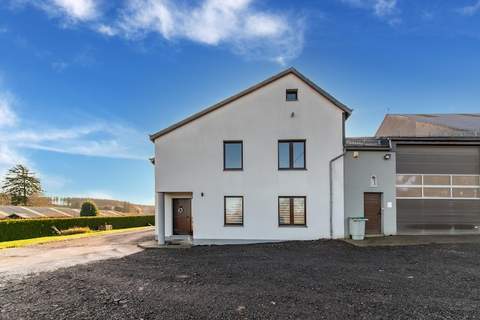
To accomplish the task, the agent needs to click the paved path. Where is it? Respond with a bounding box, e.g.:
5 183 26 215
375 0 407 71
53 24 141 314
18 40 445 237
0 227 154 283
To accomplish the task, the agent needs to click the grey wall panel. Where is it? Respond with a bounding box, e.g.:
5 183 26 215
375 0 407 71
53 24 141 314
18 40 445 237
344 151 397 236
396 145 480 174
397 199 480 234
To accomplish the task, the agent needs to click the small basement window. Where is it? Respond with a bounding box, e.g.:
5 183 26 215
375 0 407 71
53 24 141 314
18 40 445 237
286 89 298 101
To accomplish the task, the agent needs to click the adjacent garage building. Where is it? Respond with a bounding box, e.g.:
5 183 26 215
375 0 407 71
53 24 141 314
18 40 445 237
377 114 480 235
346 114 480 236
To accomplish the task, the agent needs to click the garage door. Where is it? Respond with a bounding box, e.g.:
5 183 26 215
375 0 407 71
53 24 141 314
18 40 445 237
396 145 480 234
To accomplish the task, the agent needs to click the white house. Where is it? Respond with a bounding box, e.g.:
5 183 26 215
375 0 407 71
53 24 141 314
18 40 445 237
150 68 352 245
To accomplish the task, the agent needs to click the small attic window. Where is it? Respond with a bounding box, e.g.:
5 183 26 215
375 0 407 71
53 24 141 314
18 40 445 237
286 89 298 101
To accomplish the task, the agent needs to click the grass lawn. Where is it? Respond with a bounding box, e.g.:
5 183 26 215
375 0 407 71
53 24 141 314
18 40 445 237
0 226 152 249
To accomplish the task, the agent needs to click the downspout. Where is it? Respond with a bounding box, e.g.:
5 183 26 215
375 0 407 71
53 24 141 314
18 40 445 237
329 111 347 239
329 152 345 239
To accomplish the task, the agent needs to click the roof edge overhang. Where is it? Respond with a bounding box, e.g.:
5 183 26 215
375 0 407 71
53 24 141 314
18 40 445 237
149 67 353 142
345 147 392 151
386 136 480 141
385 136 480 146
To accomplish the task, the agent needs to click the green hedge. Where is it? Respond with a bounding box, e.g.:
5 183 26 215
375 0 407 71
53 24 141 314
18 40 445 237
0 216 154 242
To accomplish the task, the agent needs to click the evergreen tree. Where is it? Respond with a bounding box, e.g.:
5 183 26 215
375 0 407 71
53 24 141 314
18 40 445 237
80 201 99 217
1 165 42 206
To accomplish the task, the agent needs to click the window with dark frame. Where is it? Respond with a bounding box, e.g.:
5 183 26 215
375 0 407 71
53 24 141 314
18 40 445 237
286 89 298 101
278 140 306 170
224 141 243 170
224 196 244 226
278 196 306 226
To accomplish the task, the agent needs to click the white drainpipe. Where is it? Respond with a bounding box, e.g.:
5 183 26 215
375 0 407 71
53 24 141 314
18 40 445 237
329 152 345 239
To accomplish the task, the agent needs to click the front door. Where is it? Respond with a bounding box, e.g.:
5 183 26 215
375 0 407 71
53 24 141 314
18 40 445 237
364 193 382 235
173 198 192 235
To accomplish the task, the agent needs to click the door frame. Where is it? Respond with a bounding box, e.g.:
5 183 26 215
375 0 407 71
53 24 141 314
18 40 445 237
363 192 383 235
172 198 193 235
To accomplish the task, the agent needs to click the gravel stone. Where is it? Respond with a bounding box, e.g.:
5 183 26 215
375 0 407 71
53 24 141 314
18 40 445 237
1 240 480 319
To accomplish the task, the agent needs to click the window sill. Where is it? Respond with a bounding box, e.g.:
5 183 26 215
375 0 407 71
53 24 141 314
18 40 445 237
278 225 307 228
224 168 243 171
224 224 244 227
278 168 307 171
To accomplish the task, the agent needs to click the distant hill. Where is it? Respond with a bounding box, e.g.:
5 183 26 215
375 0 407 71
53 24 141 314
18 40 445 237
43 197 154 215
0 205 153 220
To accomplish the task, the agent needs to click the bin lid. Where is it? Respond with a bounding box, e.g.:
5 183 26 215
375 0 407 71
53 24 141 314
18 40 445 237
349 217 368 221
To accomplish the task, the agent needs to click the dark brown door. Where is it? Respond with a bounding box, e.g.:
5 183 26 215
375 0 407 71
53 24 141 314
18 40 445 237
173 199 192 235
364 193 382 235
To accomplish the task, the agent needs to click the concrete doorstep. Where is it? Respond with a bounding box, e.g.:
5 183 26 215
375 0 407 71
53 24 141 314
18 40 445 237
343 234 480 247
138 240 192 249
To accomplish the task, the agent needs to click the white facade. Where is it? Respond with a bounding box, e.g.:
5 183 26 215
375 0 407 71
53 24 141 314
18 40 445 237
153 70 348 243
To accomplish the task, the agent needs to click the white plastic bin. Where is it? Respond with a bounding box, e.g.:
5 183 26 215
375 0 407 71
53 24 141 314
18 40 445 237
349 217 368 240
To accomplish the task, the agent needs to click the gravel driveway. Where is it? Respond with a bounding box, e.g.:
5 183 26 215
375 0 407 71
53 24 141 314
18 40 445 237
1 239 480 319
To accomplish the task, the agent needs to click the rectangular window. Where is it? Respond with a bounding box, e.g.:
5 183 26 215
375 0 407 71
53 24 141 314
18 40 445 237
286 89 298 101
396 174 480 199
278 196 306 226
423 187 451 198
224 141 243 170
423 175 450 186
224 196 243 226
396 175 422 186
452 176 480 186
396 187 423 198
278 140 306 170
452 188 480 198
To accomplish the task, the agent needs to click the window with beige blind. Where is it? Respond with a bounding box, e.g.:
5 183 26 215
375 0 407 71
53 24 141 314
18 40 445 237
278 196 306 226
224 196 243 226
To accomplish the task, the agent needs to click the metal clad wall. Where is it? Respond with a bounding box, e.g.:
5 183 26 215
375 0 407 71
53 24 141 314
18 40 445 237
397 199 480 233
396 146 480 174
396 145 480 234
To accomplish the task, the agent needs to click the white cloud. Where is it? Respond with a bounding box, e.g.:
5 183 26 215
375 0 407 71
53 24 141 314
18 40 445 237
0 95 17 128
9 0 304 64
0 90 149 164
96 24 116 36
6 122 148 160
0 143 28 177
50 0 99 21
11 0 101 23
0 92 27 176
112 0 304 64
0 86 150 199
457 1 480 16
373 0 397 17
341 0 399 19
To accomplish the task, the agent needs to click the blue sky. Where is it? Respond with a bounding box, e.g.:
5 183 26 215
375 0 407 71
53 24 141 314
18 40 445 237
0 0 480 204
